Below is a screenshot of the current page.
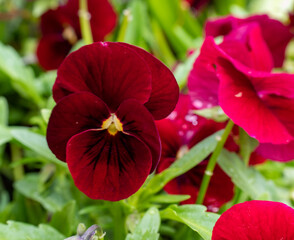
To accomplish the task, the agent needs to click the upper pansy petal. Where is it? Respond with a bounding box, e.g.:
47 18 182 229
217 58 293 144
212 200 294 240
116 99 161 172
116 43 179 120
188 37 224 108
243 14 293 67
66 130 152 201
53 42 152 110
47 92 110 161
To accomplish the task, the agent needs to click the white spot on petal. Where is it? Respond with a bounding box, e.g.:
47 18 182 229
235 92 243 98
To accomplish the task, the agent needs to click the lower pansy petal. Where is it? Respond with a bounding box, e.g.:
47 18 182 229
116 99 161 172
257 141 294 162
37 35 72 70
212 200 294 240
66 130 152 201
47 92 110 161
217 58 293 144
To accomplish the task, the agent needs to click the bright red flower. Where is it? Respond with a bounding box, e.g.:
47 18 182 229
156 95 234 211
37 0 117 70
212 200 294 240
205 14 293 67
188 25 294 161
46 42 179 201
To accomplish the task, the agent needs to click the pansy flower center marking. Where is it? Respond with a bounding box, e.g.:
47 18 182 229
102 113 123 136
62 24 78 45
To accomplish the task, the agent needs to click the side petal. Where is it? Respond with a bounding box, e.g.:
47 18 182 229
37 35 72 71
66 130 152 201
212 200 294 240
217 58 293 144
47 92 110 161
53 42 152 111
116 99 161 172
116 42 179 120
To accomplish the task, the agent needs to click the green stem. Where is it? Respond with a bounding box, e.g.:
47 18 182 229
196 119 234 204
10 144 24 181
79 0 93 44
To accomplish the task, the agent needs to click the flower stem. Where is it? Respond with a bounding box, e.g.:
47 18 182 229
196 119 234 205
79 0 93 44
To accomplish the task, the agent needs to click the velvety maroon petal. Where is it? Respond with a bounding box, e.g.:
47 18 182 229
53 42 152 111
66 130 152 201
88 0 117 41
116 99 161 172
257 141 294 162
212 200 294 240
217 58 293 144
37 35 72 71
116 43 179 120
40 8 68 35
47 92 110 161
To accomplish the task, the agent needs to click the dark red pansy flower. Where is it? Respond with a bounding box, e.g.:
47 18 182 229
156 95 234 212
46 42 179 201
205 14 293 67
188 28 294 161
212 200 294 240
37 0 117 70
183 0 209 11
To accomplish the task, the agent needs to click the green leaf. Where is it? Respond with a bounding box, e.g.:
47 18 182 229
174 49 199 90
10 128 66 168
14 173 73 212
126 207 160 240
138 130 224 200
0 126 11 146
150 194 191 204
0 42 43 107
0 221 64 240
161 205 219 240
50 201 77 236
193 106 228 123
218 149 290 202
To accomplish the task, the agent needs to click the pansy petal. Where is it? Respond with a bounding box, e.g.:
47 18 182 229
156 119 181 158
243 15 293 67
188 37 224 108
217 58 293 144
257 141 294 162
53 42 152 110
116 99 161 172
116 43 179 119
47 92 110 161
66 130 152 201
37 35 72 70
212 200 294 240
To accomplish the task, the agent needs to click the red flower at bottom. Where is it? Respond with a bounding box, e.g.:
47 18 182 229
212 200 294 240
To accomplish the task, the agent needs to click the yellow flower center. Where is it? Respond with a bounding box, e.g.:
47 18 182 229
101 114 123 136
